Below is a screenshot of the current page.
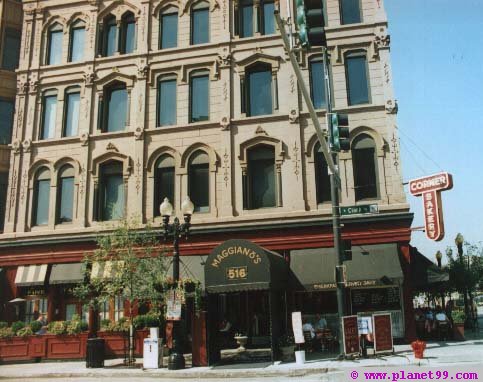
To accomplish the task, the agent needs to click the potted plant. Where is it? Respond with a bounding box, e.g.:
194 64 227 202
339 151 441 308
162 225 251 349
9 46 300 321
452 310 465 341
278 334 295 362
234 332 248 352
411 339 426 359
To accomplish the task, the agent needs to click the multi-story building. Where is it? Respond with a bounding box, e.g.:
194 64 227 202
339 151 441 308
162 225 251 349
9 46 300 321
0 0 415 343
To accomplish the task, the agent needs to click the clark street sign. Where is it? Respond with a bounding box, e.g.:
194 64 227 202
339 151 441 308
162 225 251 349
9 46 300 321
340 204 379 216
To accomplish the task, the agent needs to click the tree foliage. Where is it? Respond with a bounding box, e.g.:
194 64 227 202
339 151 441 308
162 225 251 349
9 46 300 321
445 241 483 294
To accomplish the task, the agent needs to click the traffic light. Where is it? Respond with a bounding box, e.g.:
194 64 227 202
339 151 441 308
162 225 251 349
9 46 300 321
295 0 326 48
331 113 350 152
342 239 352 261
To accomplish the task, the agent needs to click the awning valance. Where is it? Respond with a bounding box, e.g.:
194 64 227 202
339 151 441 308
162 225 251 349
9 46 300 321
167 256 207 289
50 263 84 285
205 239 288 293
290 244 403 291
15 264 48 287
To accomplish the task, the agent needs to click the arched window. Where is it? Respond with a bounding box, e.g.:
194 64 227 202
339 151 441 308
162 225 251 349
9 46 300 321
120 12 136 54
189 71 209 122
33 167 51 226
157 75 177 126
56 165 75 223
243 63 273 117
46 23 63 65
188 150 209 212
191 1 209 45
40 90 58 140
102 81 128 132
340 0 361 25
154 155 175 217
63 87 80 137
309 56 327 109
245 144 276 209
69 19 86 62
314 142 331 204
102 15 117 57
159 6 178 49
98 161 124 221
345 51 370 106
352 134 378 201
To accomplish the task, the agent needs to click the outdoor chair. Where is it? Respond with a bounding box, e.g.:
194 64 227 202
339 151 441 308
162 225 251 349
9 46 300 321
303 331 314 352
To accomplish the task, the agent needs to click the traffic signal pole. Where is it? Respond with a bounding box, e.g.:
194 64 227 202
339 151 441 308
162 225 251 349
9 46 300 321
274 11 346 357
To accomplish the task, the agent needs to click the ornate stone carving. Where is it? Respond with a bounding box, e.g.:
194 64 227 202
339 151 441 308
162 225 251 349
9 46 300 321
289 109 299 124
79 165 86 196
220 116 230 131
223 149 229 187
134 127 144 140
22 139 32 153
292 141 300 180
135 158 142 194
106 142 119 152
375 31 390 49
28 80 38 94
12 140 21 154
255 126 268 136
83 71 96 86
391 132 400 171
218 49 232 67
17 80 28 95
80 133 89 146
385 99 398 114
137 63 149 79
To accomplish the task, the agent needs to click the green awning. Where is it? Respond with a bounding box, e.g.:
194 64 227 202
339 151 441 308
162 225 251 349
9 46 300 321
49 263 84 285
410 247 449 290
290 244 403 291
205 239 288 293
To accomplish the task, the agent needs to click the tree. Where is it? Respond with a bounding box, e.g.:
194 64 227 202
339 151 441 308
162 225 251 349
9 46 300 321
74 217 169 365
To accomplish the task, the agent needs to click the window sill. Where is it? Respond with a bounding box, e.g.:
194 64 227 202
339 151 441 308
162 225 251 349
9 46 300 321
33 136 81 146
146 120 219 134
91 130 133 140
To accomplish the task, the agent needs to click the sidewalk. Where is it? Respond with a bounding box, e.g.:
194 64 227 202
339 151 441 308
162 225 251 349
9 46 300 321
0 339 482 380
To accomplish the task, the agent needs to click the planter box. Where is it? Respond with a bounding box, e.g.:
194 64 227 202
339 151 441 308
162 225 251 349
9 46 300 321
0 337 30 362
46 333 88 359
99 329 149 357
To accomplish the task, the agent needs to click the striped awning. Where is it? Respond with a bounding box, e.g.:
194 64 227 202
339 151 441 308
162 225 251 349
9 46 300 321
50 263 84 285
91 261 123 280
15 265 48 287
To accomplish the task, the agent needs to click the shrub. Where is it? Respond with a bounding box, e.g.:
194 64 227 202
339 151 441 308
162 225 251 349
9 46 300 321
100 319 112 331
11 321 25 335
277 334 295 347
109 317 129 332
66 320 82 335
48 321 67 335
0 327 14 339
80 321 89 332
144 313 160 328
29 320 43 333
452 310 465 324
133 315 146 330
0 321 8 329
17 326 33 338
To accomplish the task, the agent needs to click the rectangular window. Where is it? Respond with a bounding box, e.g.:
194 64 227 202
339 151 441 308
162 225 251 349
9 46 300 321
0 99 15 144
0 173 7 231
34 179 50 225
353 148 378 200
2 29 21 70
106 23 117 56
248 69 272 116
249 158 275 209
240 2 253 38
106 88 127 132
69 28 85 62
340 0 361 25
189 164 209 212
262 1 275 35
160 13 178 49
58 176 74 223
190 75 209 122
64 92 80 137
99 300 109 321
114 296 124 321
65 304 77 321
41 95 57 140
191 8 209 45
157 79 177 126
122 22 135 54
310 60 326 109
102 174 124 220
47 30 63 65
346 55 369 105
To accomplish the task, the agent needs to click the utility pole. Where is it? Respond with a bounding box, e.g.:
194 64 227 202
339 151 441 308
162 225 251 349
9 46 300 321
274 8 347 357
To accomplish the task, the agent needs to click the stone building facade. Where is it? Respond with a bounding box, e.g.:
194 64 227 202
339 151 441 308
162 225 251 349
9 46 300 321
0 0 416 342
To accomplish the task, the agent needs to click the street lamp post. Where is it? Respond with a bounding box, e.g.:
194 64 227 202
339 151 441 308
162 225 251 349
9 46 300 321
160 197 195 370
455 233 469 326
435 250 444 307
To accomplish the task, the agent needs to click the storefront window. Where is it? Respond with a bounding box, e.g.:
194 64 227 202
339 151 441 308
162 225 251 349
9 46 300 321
114 295 124 321
65 304 77 321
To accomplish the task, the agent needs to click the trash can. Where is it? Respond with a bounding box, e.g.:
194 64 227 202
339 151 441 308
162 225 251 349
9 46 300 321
143 338 163 369
86 337 105 368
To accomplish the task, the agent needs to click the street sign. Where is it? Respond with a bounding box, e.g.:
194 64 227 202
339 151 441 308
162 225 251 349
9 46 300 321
340 204 379 216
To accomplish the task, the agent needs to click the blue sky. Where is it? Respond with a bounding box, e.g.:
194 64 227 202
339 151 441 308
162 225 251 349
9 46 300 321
385 0 483 262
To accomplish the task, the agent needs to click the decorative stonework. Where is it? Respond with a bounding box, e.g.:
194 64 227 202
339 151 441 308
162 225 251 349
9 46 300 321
137 63 149 79
9 169 18 214
292 141 300 180
22 139 32 153
385 99 398 114
17 80 28 95
223 81 228 101
135 158 142 194
80 133 89 146
20 170 28 204
391 132 400 171
106 142 119 152
289 109 299 124
83 70 96 86
375 30 390 49
218 49 232 67
134 127 144 140
79 165 86 196
220 117 230 131
223 149 229 187
16 104 24 132
289 74 296 94
255 126 268 136
12 140 21 154
28 80 38 94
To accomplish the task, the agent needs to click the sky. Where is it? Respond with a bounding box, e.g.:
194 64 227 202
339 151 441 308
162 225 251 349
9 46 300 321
384 0 483 263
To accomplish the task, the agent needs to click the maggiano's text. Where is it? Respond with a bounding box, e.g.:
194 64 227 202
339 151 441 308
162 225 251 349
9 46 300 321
211 246 262 268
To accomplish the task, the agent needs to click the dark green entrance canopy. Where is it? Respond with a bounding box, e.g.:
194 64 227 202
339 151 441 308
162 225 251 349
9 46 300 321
410 247 449 291
205 239 288 293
